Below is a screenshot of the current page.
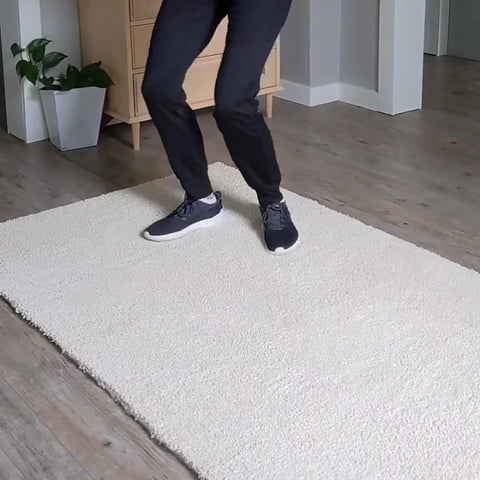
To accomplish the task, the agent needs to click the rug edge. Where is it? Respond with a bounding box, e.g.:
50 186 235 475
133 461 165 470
0 292 209 480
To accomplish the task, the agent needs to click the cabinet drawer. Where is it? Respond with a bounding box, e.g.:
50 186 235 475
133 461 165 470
260 48 277 89
199 18 228 58
134 48 277 117
131 24 154 69
131 19 228 70
133 58 221 115
184 58 221 105
130 0 163 21
133 57 221 116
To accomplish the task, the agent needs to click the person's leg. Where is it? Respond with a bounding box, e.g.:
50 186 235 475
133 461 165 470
142 0 226 242
142 0 225 200
213 0 292 208
214 0 299 254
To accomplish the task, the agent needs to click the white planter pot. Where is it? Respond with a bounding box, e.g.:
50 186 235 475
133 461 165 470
39 87 106 151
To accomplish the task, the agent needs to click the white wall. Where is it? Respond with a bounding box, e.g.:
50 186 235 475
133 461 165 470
0 0 81 142
279 0 426 114
378 0 426 114
448 0 480 61
424 0 449 55
282 0 343 89
281 0 311 86
340 0 379 91
40 0 81 68
309 0 341 87
280 0 381 106
0 0 47 142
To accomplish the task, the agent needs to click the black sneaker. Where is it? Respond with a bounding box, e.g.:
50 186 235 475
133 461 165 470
144 192 223 242
260 200 299 255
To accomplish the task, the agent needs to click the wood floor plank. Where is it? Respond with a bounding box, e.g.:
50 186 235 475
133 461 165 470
6 136 119 200
0 301 196 480
0 186 39 222
60 131 172 190
0 148 81 214
0 374 94 480
0 447 26 480
0 130 117 214
423 55 480 123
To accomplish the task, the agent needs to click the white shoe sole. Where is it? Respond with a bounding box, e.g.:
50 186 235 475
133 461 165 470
143 210 223 242
266 238 301 256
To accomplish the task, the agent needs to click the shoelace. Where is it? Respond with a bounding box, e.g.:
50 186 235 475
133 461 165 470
169 198 195 219
262 203 288 230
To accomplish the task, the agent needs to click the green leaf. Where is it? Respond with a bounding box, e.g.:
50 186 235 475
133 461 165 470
26 38 51 51
10 43 24 57
26 38 51 63
30 44 47 63
60 64 80 91
24 63 39 85
79 63 114 88
15 59 29 79
43 52 67 69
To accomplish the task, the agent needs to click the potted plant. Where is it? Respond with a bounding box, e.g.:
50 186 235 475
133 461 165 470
11 38 113 151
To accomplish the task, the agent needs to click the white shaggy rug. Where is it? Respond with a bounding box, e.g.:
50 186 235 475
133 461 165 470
1 163 480 480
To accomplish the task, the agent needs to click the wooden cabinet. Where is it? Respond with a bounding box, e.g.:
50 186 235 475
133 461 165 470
78 0 282 150
130 0 163 22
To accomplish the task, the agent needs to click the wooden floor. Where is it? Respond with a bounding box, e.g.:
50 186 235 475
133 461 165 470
1 55 479 479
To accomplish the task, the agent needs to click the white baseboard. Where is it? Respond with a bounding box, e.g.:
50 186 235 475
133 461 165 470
276 80 339 107
310 83 340 106
339 83 380 111
275 80 313 106
276 79 380 112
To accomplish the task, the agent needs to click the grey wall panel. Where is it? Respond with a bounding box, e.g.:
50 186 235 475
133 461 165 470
281 0 311 85
309 0 342 87
340 0 380 90
448 0 480 61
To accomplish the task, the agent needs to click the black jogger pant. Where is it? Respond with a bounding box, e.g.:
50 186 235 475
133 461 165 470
141 0 292 207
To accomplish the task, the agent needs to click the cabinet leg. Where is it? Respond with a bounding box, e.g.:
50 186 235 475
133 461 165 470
265 94 273 118
132 123 141 151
